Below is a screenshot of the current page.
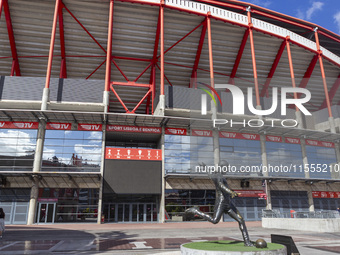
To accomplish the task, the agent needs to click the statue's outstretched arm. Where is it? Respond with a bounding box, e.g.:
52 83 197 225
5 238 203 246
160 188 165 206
217 182 238 198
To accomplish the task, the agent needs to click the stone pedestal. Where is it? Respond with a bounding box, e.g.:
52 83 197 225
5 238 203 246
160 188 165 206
181 241 286 255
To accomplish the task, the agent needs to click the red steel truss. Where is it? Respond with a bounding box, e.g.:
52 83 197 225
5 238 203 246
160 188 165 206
228 29 249 85
260 40 286 97
319 74 340 110
2 0 20 76
190 18 207 89
0 0 339 117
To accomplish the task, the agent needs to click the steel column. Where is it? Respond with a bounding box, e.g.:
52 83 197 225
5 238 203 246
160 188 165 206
58 4 67 78
286 37 299 111
315 29 333 118
298 55 318 89
260 40 285 97
160 0 164 96
247 9 260 107
45 0 61 89
207 13 214 89
229 29 249 85
105 0 114 92
319 74 340 109
190 18 207 88
3 0 20 76
0 0 3 20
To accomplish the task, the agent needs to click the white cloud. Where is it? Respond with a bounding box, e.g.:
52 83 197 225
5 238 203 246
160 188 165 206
0 130 36 156
306 1 324 20
334 11 340 34
296 10 305 20
248 0 272 8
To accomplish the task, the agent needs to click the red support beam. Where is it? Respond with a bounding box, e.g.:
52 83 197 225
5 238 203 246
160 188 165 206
286 37 299 112
247 9 260 107
86 58 106 79
105 0 114 92
0 0 3 20
190 18 207 88
3 0 20 76
228 29 249 85
45 0 61 89
111 81 151 88
131 90 151 113
260 40 285 97
298 55 318 89
315 29 333 118
62 3 106 52
63 2 129 81
160 0 165 95
58 5 67 78
156 63 173 87
319 74 340 110
134 62 152 82
207 13 214 89
157 21 203 59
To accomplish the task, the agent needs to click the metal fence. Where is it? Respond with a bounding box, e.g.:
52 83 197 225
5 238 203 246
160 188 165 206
262 209 340 219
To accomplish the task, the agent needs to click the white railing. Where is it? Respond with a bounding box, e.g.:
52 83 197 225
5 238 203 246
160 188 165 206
163 0 339 66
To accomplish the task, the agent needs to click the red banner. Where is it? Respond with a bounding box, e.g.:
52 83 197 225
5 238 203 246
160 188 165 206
106 125 161 134
165 128 187 135
105 147 162 161
219 131 260 140
266 135 282 143
312 191 340 198
0 121 39 129
192 129 213 137
306 139 334 148
46 122 72 130
285 137 301 144
234 190 265 197
78 123 102 131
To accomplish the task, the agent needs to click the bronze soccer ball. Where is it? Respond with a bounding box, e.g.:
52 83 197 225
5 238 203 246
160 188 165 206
255 239 267 248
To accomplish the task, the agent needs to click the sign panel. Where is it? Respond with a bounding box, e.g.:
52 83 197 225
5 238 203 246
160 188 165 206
266 135 282 143
285 137 301 144
106 125 161 134
78 123 102 131
0 121 39 129
165 128 187 136
219 132 260 140
312 191 340 198
46 122 72 130
306 139 334 148
234 190 265 197
105 147 162 161
192 129 213 137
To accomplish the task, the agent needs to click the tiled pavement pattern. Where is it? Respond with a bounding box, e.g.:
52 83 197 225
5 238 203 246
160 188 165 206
0 222 339 254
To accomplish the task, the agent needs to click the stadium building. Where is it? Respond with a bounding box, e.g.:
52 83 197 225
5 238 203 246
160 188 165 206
0 0 340 225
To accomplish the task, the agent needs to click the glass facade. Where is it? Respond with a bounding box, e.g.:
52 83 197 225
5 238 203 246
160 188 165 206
0 129 37 171
266 142 304 178
219 138 262 176
164 135 214 173
42 130 102 172
306 146 337 179
271 190 309 216
38 188 99 223
165 189 215 220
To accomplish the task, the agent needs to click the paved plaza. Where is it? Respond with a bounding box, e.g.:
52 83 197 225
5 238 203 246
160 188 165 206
0 221 339 255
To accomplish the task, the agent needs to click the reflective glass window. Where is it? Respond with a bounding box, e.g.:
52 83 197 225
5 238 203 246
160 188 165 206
219 138 262 177
266 142 304 178
42 130 102 172
306 146 336 179
0 129 37 171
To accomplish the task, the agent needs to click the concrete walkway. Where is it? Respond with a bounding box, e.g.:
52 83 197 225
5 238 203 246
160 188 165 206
0 221 339 254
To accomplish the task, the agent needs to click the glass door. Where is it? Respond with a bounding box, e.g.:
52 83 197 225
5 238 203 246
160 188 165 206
37 203 56 224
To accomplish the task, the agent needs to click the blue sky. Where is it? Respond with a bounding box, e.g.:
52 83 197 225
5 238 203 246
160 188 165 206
247 0 340 35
